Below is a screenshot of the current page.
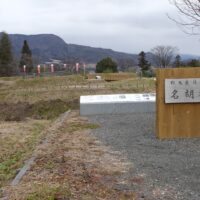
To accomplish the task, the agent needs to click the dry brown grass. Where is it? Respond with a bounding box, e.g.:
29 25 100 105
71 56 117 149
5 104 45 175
4 112 136 200
0 119 50 188
0 75 155 103
87 73 136 81
0 75 155 199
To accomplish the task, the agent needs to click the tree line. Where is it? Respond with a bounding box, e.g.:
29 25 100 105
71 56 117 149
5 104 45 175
0 31 200 77
96 46 200 75
0 32 33 76
138 47 200 76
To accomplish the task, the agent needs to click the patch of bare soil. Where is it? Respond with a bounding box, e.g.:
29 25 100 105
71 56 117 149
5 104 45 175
0 99 79 121
3 111 136 200
0 102 31 121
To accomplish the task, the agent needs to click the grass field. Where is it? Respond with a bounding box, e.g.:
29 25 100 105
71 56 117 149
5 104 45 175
0 74 155 199
0 75 155 103
0 119 50 188
4 111 136 200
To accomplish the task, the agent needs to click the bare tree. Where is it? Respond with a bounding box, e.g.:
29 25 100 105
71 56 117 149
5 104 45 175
169 0 200 34
151 45 178 68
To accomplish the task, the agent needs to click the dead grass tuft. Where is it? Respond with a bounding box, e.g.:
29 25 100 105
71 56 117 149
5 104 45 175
0 120 50 187
4 112 136 200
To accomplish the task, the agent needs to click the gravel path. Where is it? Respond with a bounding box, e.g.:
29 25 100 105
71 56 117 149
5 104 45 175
88 113 200 200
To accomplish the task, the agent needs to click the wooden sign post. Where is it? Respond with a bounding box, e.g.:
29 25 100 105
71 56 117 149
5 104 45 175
156 68 200 139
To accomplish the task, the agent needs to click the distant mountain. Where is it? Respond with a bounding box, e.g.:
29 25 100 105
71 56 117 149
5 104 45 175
2 32 198 68
8 33 68 62
1 33 138 65
180 54 200 61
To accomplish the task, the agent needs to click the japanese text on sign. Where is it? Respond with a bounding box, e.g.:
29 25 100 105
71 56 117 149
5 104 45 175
165 78 200 103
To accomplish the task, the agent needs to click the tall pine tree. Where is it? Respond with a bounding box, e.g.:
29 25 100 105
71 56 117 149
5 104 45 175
0 32 13 76
174 54 181 68
138 51 150 74
19 40 33 73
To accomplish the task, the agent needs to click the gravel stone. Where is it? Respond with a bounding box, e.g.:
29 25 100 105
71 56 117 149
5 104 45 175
88 113 200 200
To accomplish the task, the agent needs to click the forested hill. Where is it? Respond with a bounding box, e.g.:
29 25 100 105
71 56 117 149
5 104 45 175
3 33 138 64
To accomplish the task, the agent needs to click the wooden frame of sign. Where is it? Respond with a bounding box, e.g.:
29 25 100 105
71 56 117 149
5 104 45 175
156 67 200 139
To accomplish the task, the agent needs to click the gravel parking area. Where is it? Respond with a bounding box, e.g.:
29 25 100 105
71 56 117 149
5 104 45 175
88 113 200 200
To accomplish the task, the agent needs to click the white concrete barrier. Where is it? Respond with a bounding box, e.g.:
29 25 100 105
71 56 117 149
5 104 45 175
80 93 156 116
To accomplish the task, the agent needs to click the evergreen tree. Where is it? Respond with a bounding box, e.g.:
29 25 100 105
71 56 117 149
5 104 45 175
187 59 200 67
174 54 181 67
138 51 150 73
0 32 13 76
96 57 118 73
19 40 33 73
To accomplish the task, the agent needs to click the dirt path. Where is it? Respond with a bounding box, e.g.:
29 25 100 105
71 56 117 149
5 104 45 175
2 111 137 200
10 111 71 187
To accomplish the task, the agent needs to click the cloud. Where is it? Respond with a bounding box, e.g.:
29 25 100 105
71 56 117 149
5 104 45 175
0 0 199 54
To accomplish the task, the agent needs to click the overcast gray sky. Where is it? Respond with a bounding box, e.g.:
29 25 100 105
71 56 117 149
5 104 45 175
0 0 199 55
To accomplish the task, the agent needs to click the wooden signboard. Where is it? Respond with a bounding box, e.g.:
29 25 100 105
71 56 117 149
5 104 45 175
165 78 200 103
156 68 200 139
